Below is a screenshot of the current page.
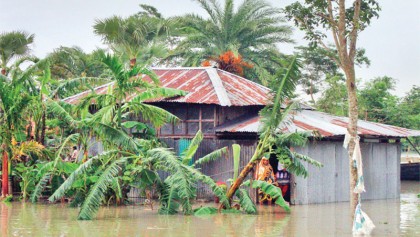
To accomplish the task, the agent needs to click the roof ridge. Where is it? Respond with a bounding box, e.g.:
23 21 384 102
151 66 213 70
206 68 232 106
62 81 115 102
215 68 271 92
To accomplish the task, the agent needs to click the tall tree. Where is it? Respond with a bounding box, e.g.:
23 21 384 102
171 0 292 82
285 0 381 214
93 5 174 67
47 46 107 81
0 31 34 75
358 76 398 122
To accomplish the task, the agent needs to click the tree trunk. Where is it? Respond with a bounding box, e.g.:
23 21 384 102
40 111 46 145
1 150 9 196
344 65 358 216
82 150 88 163
224 161 257 204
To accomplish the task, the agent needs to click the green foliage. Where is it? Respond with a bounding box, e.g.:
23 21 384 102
48 151 119 203
194 206 218 216
0 31 34 73
284 1 380 47
243 180 290 212
359 76 398 123
78 157 128 220
94 5 174 64
315 75 348 116
15 163 40 200
235 188 257 214
181 130 203 164
194 147 228 166
172 0 292 82
31 173 51 203
232 144 240 182
1 195 13 203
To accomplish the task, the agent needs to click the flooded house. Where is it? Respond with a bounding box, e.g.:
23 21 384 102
64 67 420 205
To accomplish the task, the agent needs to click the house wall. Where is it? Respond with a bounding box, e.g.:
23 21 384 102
146 102 262 138
292 141 401 205
160 138 257 200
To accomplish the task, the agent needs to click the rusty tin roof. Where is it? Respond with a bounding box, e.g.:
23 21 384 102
63 67 271 106
215 110 420 138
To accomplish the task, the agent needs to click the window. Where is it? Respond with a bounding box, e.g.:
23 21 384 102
159 105 216 136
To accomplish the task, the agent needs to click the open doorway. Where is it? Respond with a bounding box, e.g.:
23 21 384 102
269 153 291 203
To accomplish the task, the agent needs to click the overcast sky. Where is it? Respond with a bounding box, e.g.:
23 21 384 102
1 0 419 96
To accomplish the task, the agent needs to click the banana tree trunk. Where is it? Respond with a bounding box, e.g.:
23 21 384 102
225 161 257 202
1 150 9 196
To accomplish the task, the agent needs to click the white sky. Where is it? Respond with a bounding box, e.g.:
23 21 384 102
1 0 419 96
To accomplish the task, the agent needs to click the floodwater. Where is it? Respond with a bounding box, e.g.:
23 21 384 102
0 181 419 237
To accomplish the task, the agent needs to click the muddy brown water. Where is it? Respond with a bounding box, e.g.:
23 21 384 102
1 181 419 237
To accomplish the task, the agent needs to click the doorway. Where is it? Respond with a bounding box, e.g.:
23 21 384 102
269 153 291 202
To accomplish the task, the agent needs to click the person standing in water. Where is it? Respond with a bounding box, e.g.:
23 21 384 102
255 155 276 205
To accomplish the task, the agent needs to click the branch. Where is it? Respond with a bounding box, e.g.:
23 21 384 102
327 0 342 59
338 0 349 61
349 0 362 61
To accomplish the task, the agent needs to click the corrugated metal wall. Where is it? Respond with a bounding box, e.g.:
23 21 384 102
90 137 401 204
292 141 401 205
160 138 257 200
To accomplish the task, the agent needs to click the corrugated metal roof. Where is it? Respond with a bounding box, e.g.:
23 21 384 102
63 67 271 106
215 110 420 138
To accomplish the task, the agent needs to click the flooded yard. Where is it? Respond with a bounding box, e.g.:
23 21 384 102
1 181 419 237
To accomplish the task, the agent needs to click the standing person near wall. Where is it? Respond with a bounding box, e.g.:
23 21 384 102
255 155 276 205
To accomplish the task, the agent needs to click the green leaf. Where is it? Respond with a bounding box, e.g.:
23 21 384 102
121 121 148 130
49 150 119 202
235 188 257 214
78 157 128 220
194 146 227 166
232 144 241 181
243 180 290 212
193 207 218 216
181 130 203 165
31 173 51 203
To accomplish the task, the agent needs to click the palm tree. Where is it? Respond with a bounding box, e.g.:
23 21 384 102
78 53 186 129
0 31 34 75
47 46 107 82
93 5 174 67
171 0 292 82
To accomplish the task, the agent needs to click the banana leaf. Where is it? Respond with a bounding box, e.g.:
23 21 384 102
243 180 290 212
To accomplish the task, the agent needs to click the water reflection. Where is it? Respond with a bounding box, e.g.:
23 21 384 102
0 181 418 237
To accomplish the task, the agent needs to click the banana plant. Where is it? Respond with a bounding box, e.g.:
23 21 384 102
157 130 229 215
47 131 229 220
224 56 323 209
